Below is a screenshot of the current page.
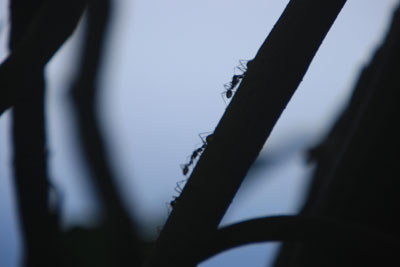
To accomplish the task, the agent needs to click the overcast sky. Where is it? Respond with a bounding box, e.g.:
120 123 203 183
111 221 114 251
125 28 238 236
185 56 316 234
1 1 399 266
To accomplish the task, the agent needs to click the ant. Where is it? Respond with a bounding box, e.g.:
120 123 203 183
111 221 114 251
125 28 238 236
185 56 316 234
180 163 190 176
173 132 214 213
165 195 180 214
223 74 244 99
184 146 204 174
171 133 215 212
222 59 250 101
180 132 214 176
180 147 203 176
167 179 186 212
169 196 179 209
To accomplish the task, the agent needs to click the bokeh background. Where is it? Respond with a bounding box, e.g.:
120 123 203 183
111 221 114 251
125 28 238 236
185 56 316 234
0 0 398 266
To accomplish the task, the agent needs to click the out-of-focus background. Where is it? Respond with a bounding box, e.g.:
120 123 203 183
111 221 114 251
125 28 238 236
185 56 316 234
0 1 398 266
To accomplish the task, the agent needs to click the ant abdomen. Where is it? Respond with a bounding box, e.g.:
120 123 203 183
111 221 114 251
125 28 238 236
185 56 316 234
181 164 189 176
226 89 233 99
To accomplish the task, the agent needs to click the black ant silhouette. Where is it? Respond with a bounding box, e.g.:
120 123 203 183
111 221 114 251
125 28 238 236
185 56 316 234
169 196 179 209
167 179 186 211
180 147 204 176
171 133 214 212
180 163 190 176
165 195 180 214
222 59 249 101
180 132 214 176
223 74 244 99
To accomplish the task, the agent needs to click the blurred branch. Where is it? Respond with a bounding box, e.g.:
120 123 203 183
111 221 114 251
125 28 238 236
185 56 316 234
275 4 400 266
12 71 60 267
273 47 387 267
301 40 390 215
0 0 87 115
146 0 347 266
70 0 143 265
8 0 78 266
195 215 398 263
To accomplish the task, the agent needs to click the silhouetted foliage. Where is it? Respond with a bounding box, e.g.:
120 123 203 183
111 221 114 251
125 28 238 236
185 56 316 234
0 0 399 266
275 4 400 266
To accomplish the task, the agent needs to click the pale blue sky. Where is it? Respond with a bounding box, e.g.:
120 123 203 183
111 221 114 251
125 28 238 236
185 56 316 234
0 1 398 266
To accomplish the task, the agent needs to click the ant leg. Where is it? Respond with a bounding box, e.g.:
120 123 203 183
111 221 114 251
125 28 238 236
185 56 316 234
237 59 248 74
224 82 233 90
175 179 186 194
165 199 172 214
222 82 234 103
198 132 209 144
221 91 230 105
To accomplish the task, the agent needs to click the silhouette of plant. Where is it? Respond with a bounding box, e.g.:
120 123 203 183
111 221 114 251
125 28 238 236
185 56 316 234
0 0 399 266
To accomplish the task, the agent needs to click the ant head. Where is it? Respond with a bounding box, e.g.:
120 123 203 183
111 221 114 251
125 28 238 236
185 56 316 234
226 90 233 98
246 59 254 68
170 200 176 208
170 196 179 208
205 133 214 143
